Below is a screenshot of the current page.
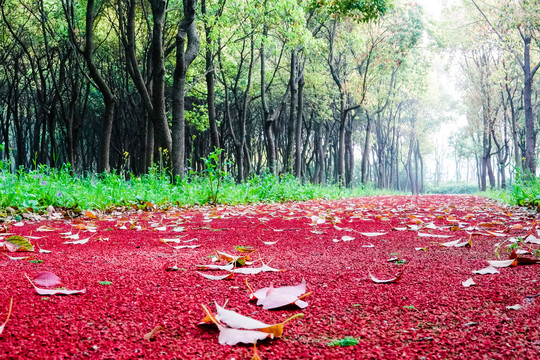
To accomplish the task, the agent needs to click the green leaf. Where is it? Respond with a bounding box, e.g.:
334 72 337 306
328 337 359 347
4 235 34 252
99 281 112 285
234 245 254 253
29 259 44 264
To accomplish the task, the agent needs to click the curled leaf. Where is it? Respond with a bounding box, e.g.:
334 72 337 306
369 271 403 284
143 325 165 341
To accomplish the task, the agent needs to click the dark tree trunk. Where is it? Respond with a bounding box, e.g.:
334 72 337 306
150 0 172 161
84 0 116 172
172 0 199 179
201 0 220 151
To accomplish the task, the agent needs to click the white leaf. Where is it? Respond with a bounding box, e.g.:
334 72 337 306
369 272 400 284
472 265 500 275
161 238 183 244
252 280 306 303
215 303 270 329
172 245 200 249
61 233 79 240
487 259 516 268
505 304 522 310
217 324 271 345
360 232 387 237
341 236 355 242
197 272 233 280
462 278 476 287
196 263 235 271
63 238 89 245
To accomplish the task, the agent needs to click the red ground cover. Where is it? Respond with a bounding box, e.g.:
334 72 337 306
1 195 539 359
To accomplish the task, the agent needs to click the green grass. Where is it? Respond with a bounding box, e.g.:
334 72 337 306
425 182 478 194
0 165 400 214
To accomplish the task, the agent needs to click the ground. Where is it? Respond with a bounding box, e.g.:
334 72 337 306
1 195 539 359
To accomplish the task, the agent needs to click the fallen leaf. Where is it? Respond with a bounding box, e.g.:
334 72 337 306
33 272 62 288
172 245 200 249
484 230 507 237
84 211 98 219
235 245 255 253
25 273 86 295
462 278 476 287
472 265 500 275
487 259 517 268
506 304 522 310
418 233 453 238
197 272 234 280
233 264 282 275
3 235 34 252
196 263 235 271
369 271 403 284
36 226 57 232
0 298 13 335
160 238 184 244
143 325 165 341
201 303 304 345
3 253 30 261
360 232 387 237
440 239 471 248
63 238 90 245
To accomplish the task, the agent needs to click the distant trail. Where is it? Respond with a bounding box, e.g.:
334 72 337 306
1 195 539 359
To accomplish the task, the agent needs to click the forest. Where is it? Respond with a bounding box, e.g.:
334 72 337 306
0 0 538 193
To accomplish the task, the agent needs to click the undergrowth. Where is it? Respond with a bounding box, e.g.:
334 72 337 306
0 165 399 214
486 170 540 210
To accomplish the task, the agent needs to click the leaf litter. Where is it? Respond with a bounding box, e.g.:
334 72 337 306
1 195 540 358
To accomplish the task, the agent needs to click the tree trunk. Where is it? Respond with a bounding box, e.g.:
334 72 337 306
202 0 220 151
150 0 172 161
172 0 199 179
84 0 115 172
294 69 305 179
361 113 372 184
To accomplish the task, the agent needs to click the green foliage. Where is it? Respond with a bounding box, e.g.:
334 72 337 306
0 163 402 214
313 0 391 22
425 182 478 194
327 336 360 347
201 148 228 204
495 169 540 209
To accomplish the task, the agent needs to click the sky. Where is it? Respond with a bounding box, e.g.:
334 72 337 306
415 0 469 185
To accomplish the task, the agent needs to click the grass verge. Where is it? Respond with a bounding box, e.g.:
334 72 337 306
0 165 401 215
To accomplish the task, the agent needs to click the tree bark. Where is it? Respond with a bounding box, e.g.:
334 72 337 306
172 0 200 178
150 0 172 162
84 0 115 172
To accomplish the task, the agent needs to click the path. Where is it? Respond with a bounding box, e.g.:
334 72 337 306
1 195 539 359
